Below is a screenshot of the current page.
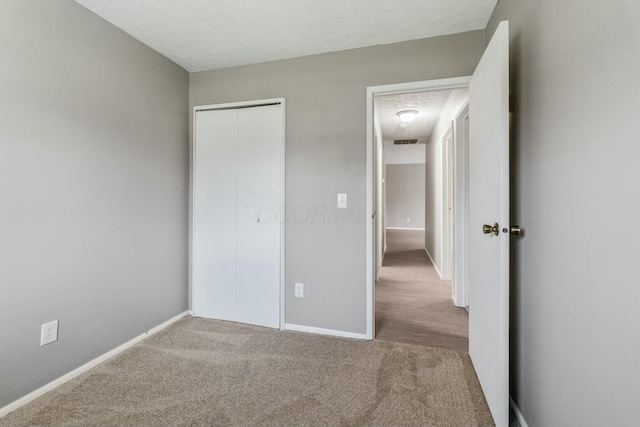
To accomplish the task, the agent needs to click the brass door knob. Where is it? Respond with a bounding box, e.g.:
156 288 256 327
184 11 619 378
510 225 522 236
482 223 500 236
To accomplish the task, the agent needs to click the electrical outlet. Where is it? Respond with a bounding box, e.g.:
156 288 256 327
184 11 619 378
295 282 304 298
40 320 58 346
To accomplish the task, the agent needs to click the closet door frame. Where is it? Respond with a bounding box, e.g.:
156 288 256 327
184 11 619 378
191 98 286 329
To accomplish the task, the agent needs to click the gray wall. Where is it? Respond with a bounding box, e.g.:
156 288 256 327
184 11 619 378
383 140 425 165
487 1 640 426
385 164 425 229
0 1 189 408
190 32 485 334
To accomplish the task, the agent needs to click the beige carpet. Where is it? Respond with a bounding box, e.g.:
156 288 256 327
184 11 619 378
376 229 469 352
0 316 493 426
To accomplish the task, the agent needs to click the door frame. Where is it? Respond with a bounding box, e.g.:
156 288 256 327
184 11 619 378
442 125 454 281
373 115 385 281
453 103 470 307
366 78 470 339
191 98 286 329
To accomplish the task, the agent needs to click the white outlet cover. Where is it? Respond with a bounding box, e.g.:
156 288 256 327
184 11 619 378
40 320 59 346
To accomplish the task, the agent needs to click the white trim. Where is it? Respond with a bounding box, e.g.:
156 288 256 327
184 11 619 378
366 87 374 339
280 100 286 330
284 323 367 340
0 311 189 418
385 227 425 231
424 248 443 279
510 396 529 427
441 125 454 281
190 108 197 317
191 98 286 329
366 77 471 340
452 103 470 308
373 114 384 283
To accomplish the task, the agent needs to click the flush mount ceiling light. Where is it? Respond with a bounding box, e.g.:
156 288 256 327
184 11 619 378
396 109 419 123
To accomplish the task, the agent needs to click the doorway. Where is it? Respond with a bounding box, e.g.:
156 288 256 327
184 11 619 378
366 78 471 343
367 22 511 424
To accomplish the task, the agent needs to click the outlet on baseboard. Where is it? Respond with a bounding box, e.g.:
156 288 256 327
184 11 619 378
295 282 304 298
40 320 58 346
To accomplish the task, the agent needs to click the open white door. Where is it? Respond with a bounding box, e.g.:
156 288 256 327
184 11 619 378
468 21 510 427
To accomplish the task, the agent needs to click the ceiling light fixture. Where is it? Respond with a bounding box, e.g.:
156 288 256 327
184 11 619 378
396 110 419 123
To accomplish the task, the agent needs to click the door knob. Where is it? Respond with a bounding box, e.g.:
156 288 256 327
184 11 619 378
510 225 522 236
482 223 500 236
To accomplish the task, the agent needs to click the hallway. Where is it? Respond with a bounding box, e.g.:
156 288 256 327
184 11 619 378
375 229 469 352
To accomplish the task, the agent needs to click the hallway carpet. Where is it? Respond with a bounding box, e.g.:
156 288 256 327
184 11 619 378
376 229 469 352
0 317 493 426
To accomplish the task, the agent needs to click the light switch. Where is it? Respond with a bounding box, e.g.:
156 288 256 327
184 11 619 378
337 193 347 209
295 282 304 298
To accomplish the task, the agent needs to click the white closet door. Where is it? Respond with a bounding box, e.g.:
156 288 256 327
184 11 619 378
193 102 283 329
236 105 282 328
193 109 238 321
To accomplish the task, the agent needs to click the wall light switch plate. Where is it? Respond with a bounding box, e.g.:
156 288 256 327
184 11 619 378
295 282 304 298
337 193 347 209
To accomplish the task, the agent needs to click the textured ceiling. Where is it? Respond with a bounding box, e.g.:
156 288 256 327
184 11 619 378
74 0 498 72
375 90 453 145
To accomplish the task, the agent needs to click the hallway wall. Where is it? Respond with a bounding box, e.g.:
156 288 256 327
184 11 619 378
385 164 426 229
424 89 468 276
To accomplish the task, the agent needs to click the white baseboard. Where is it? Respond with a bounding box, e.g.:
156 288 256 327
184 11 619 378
424 248 443 279
0 311 189 418
510 396 529 427
385 227 426 231
284 323 367 340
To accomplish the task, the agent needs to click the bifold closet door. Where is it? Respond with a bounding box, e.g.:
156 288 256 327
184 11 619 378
193 109 238 322
193 104 282 329
236 105 282 328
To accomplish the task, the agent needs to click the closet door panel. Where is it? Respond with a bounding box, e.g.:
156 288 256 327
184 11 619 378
193 109 238 320
236 105 282 328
